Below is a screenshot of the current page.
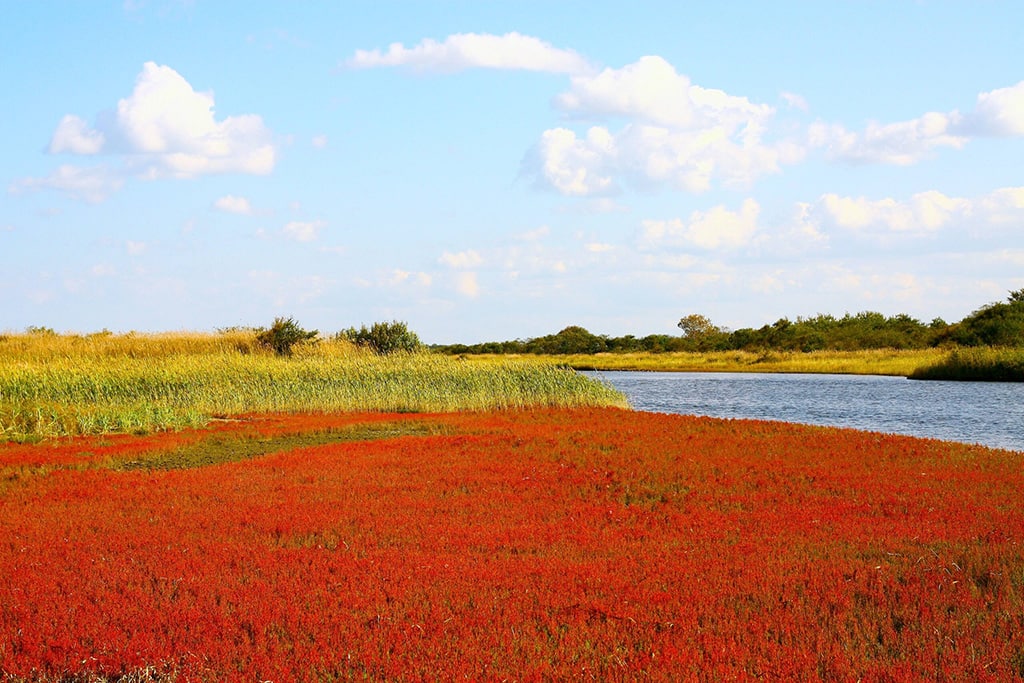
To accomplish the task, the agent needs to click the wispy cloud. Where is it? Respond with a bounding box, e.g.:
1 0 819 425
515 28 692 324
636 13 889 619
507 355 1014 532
9 164 124 204
809 80 1024 165
345 32 592 74
282 219 326 242
454 271 480 297
641 199 761 250
125 240 147 255
815 186 1023 234
213 195 254 215
780 92 809 112
439 249 483 268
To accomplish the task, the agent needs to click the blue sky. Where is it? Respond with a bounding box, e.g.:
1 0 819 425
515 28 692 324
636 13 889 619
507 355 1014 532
3 2 1023 343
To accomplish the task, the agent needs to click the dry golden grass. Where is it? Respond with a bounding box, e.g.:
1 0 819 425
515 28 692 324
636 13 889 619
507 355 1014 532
459 348 949 376
0 331 626 440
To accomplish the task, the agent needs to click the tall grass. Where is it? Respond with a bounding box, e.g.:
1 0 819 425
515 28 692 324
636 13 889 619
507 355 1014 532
908 347 1024 381
0 332 626 440
462 348 948 376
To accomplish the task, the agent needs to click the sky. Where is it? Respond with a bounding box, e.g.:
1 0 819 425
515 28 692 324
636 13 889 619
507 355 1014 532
2 2 1023 344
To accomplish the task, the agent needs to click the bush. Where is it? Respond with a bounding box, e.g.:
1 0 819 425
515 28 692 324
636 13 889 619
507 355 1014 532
341 320 422 355
909 347 1024 381
256 317 318 356
949 290 1024 347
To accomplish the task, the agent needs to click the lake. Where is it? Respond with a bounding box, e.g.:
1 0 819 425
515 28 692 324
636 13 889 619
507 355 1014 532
583 371 1024 452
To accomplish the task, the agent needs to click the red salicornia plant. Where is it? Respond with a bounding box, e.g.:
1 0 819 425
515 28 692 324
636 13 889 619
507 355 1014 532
1 408 1022 680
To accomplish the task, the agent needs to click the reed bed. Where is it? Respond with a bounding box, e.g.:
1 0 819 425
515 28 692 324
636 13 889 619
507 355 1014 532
462 348 948 376
0 332 626 440
909 346 1024 381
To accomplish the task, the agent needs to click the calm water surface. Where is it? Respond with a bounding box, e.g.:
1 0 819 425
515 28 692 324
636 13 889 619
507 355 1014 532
584 371 1024 452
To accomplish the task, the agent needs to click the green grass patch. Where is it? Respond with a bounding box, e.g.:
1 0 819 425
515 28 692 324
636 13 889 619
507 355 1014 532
113 421 445 471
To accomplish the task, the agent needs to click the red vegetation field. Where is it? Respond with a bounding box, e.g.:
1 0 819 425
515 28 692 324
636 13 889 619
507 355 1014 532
1 408 1023 681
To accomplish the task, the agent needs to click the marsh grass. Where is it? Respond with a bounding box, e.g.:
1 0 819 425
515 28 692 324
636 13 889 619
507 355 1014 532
0 332 626 440
909 347 1024 381
464 348 949 376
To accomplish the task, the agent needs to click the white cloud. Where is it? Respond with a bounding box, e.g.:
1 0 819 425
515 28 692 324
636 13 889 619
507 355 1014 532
809 113 967 165
585 242 614 253
345 32 591 74
49 114 105 154
779 203 829 250
817 191 971 233
621 123 800 192
382 270 434 288
979 186 1024 223
641 199 761 250
439 249 483 268
125 240 147 255
18 62 276 201
311 134 329 149
214 194 253 215
557 56 773 131
386 269 411 286
750 272 789 294
382 269 432 289
780 92 809 112
805 186 1024 241
962 80 1024 137
529 127 617 195
529 56 799 196
517 225 550 241
809 80 1024 166
112 62 275 177
283 219 326 242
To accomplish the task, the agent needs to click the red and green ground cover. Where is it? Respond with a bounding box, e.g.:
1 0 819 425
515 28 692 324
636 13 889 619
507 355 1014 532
1 408 1023 681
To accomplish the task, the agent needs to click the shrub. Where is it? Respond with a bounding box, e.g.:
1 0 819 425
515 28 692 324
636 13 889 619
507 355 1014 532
256 317 318 356
341 320 422 355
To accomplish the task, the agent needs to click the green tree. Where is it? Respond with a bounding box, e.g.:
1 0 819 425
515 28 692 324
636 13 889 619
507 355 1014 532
677 314 717 340
951 290 1024 347
342 320 422 355
256 317 318 356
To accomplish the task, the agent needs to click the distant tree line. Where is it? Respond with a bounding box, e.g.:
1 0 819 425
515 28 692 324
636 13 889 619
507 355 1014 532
433 289 1024 355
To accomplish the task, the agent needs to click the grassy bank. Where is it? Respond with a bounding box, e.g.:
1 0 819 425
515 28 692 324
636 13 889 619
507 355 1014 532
0 332 626 440
909 346 1024 381
457 348 948 376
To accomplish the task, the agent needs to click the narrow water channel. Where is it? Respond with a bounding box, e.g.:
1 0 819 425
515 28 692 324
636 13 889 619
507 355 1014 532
584 371 1024 452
